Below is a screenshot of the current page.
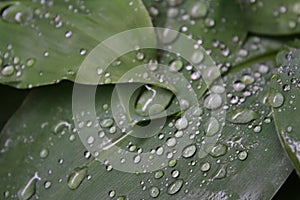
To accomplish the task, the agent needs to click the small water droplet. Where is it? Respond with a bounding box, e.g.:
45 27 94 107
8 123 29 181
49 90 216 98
238 151 248 161
44 181 52 189
200 162 210 172
39 148 49 158
65 30 73 38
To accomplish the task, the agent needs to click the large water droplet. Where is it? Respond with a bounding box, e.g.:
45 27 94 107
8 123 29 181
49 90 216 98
67 167 87 190
205 117 220 136
149 186 160 198
135 85 173 116
191 50 204 64
209 144 227 157
175 117 188 130
204 94 222 109
2 4 33 24
188 2 208 19
1 65 14 76
268 90 284 108
167 179 184 195
17 172 41 200
182 144 197 158
227 108 259 124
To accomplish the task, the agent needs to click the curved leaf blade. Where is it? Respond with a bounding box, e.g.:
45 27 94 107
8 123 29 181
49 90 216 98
272 47 300 175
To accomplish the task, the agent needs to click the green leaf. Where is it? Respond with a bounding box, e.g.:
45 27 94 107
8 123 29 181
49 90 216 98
143 0 248 65
0 0 155 88
272 47 300 175
240 0 300 35
0 58 292 199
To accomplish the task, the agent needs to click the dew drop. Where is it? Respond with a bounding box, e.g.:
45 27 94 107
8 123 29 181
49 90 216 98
191 50 204 64
189 2 208 19
182 144 197 158
1 65 14 76
169 60 183 72
154 170 164 179
227 108 259 124
149 186 160 198
44 181 52 189
200 162 210 172
67 167 87 190
209 144 227 158
65 30 73 38
238 151 248 161
204 94 222 110
100 118 114 128
39 148 49 158
175 117 188 130
268 91 284 108
205 117 220 136
17 172 41 200
167 179 184 195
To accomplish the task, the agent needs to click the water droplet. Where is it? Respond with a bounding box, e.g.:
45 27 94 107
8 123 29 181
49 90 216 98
268 91 284 108
241 74 255 85
80 49 87 56
175 117 188 130
182 144 197 158
167 8 179 18
166 137 177 147
167 179 184 195
209 144 227 157
136 52 144 60
158 28 179 44
233 81 246 92
149 186 160 198
1 65 14 76
67 167 87 190
189 2 208 19
253 125 261 133
135 85 173 116
204 18 215 28
65 31 73 38
200 162 210 172
154 170 164 179
2 4 33 24
191 50 204 64
169 60 183 72
100 118 114 128
171 169 180 178
26 58 35 67
227 108 259 124
205 117 220 136
109 190 116 198
204 94 222 110
44 181 52 189
17 172 41 200
39 148 49 158
238 151 248 161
